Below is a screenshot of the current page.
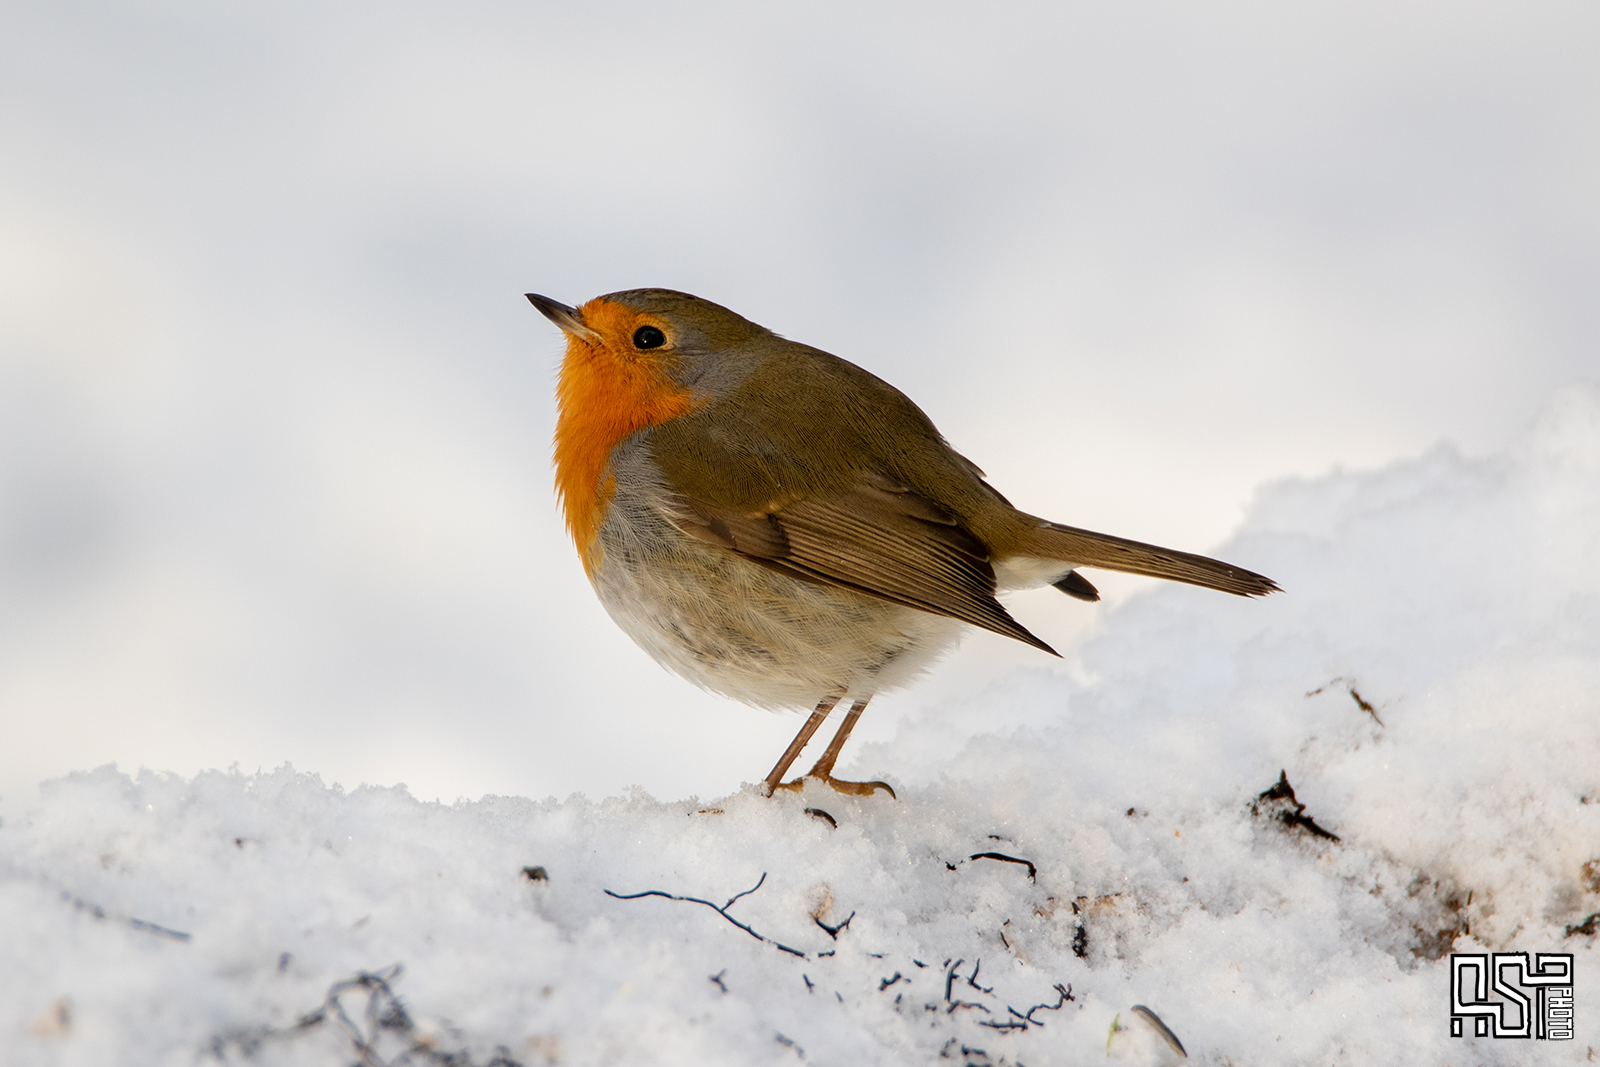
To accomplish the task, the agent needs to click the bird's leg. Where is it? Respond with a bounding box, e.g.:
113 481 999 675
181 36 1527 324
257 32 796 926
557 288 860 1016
805 697 870 779
762 696 838 796
785 697 895 799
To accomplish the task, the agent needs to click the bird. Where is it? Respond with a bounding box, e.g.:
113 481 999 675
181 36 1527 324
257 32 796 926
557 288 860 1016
527 289 1278 798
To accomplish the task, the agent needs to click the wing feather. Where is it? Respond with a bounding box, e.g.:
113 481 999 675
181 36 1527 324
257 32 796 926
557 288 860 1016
668 475 1057 655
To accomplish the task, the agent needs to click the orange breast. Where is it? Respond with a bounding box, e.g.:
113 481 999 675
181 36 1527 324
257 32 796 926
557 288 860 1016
552 299 698 575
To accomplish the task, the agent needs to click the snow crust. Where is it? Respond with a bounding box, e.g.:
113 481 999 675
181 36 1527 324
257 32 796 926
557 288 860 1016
6 386 1599 1066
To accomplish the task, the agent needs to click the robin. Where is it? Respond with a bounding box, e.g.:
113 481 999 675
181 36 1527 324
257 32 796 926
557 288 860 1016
527 289 1278 798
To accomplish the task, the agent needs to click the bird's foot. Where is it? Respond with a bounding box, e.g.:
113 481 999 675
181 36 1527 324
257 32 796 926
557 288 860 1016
772 774 896 799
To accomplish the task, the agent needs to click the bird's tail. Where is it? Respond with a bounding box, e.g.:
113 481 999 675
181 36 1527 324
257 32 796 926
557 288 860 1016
1018 520 1280 598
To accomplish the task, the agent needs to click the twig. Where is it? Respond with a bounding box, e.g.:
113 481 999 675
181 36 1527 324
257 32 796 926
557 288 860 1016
814 910 854 940
605 873 807 958
210 963 524 1066
940 957 993 1014
1254 770 1341 841
965 959 993 995
944 958 964 1002
1306 676 1385 726
968 852 1037 881
1022 984 1074 1025
59 891 192 942
1566 911 1599 938
978 982 1074 1033
324 966 409 1066
128 917 193 942
978 1017 1027 1031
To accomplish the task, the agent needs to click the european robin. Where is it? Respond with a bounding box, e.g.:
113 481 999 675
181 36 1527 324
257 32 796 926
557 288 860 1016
527 289 1278 797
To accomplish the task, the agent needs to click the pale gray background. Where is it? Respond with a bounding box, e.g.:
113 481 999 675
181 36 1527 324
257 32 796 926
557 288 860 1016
2 1 1595 812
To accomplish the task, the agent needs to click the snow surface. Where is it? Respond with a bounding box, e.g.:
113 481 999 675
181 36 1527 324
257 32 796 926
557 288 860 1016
6 385 1600 1066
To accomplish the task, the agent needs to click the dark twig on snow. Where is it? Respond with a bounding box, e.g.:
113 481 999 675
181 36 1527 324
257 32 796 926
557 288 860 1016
966 958 993 995
967 852 1037 882
814 910 854 940
936 953 1076 1038
1347 686 1383 725
323 967 414 1066
1253 770 1341 841
1566 911 1600 938
59 891 192 942
940 958 992 1015
128 916 193 941
208 963 524 1066
1306 676 1385 726
1023 984 1075 1026
978 1017 1028 1031
804 808 837 828
604 872 807 958
978 982 1076 1033
978 989 1070 1032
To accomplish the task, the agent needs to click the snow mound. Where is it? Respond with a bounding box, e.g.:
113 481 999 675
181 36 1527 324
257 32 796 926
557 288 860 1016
6 386 1599 1066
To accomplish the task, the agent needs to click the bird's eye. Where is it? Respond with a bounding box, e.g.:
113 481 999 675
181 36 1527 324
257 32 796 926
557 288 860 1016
632 325 666 349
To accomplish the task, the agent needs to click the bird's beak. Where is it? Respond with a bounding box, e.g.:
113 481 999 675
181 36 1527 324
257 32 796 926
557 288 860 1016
525 293 602 344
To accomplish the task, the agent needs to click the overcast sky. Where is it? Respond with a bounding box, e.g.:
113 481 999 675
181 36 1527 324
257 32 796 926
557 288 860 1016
2 0 1596 812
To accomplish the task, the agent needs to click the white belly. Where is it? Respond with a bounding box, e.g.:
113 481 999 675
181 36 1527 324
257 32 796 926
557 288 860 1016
589 455 964 710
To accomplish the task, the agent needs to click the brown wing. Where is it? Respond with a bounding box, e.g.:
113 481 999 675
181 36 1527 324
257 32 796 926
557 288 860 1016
668 471 1057 655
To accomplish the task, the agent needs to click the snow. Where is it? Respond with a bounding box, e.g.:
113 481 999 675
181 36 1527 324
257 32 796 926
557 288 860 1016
5 385 1599 1066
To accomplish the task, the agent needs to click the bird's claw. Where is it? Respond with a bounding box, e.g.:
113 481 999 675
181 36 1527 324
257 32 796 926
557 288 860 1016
772 775 896 799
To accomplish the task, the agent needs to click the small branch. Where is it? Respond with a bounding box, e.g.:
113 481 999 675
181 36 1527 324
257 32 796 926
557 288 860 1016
1253 770 1341 842
979 983 1076 1033
58 892 192 943
804 808 837 829
1306 676 1385 726
605 873 806 958
1020 984 1074 1026
128 917 193 942
209 963 524 1066
814 910 854 940
965 959 993 995
968 852 1037 881
1347 686 1384 726
1566 912 1600 938
944 958 964 1002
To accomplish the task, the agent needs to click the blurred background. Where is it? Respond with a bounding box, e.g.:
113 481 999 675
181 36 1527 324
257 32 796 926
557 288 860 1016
1 1 1595 813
